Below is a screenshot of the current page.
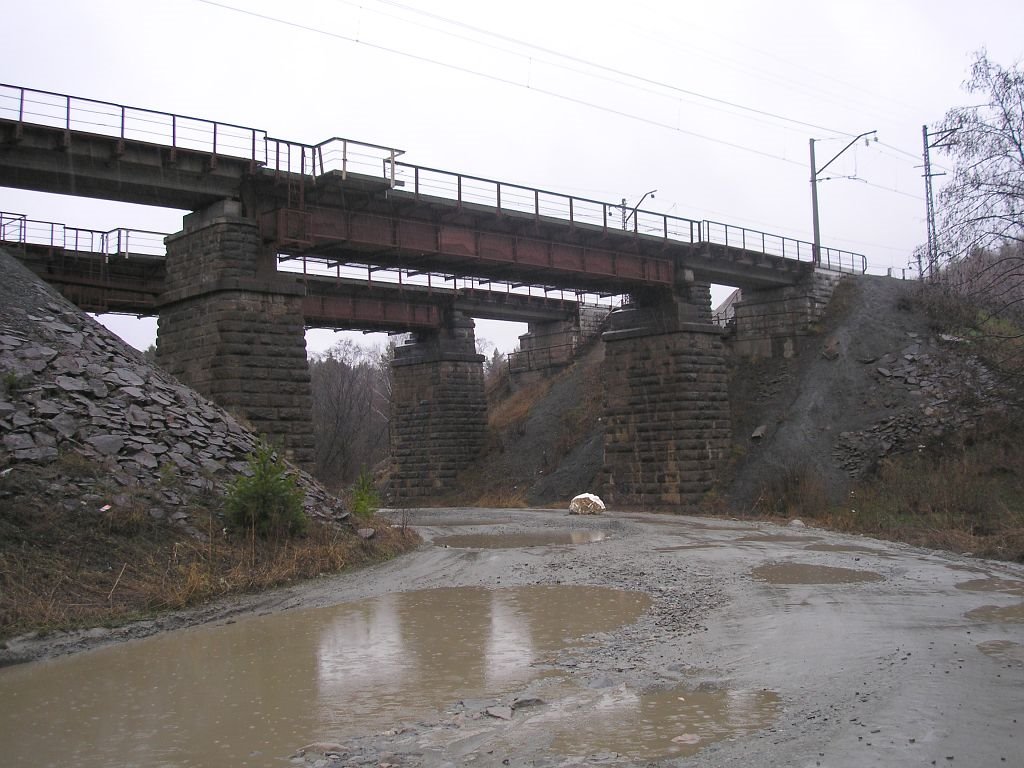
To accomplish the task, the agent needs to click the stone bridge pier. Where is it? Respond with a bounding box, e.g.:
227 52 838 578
511 305 610 380
601 279 730 507
155 201 315 468
389 312 487 502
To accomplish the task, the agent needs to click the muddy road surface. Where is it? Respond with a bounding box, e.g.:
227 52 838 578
2 509 1022 767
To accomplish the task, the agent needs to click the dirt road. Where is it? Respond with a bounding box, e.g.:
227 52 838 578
3 508 1022 767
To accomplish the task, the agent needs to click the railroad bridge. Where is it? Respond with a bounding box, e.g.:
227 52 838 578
0 85 863 505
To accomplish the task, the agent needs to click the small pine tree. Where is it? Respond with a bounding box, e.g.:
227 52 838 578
350 467 380 519
225 441 307 537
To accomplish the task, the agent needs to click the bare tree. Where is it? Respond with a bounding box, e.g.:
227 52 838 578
929 52 1024 378
935 51 1024 264
309 339 393 488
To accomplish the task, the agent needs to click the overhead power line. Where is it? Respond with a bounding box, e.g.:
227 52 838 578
356 0 860 139
197 0 926 202
197 0 808 167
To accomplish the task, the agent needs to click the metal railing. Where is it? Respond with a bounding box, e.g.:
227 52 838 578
266 136 405 182
387 159 703 241
0 84 268 167
699 220 866 273
508 342 577 373
0 83 869 274
0 212 166 259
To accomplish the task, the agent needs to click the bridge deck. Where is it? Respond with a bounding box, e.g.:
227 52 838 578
0 217 582 331
0 84 866 298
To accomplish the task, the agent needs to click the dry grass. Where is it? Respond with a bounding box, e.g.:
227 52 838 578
0 457 418 641
748 415 1024 562
488 377 553 434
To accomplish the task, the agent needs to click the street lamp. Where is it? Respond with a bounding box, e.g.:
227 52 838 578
621 189 657 231
810 131 875 266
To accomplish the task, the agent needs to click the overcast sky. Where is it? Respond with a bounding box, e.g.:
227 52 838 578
2 0 1022 354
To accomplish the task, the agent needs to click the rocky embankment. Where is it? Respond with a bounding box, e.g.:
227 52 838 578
0 248 345 530
729 276 1009 506
830 330 1003 476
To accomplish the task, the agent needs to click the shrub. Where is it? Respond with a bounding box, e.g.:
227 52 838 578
225 442 307 538
350 467 380 519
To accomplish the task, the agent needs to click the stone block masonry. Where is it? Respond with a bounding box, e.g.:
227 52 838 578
733 270 844 359
389 314 487 502
602 315 730 507
156 202 314 468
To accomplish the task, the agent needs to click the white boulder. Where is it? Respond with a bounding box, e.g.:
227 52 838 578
569 493 605 515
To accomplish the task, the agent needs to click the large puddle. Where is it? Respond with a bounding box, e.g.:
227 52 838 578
977 640 1024 665
522 683 779 760
0 585 650 768
752 562 885 584
738 534 822 544
804 543 891 556
955 577 1024 597
965 603 1024 623
435 530 607 549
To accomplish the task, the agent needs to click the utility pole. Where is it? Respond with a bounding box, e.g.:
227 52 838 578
621 189 657 231
921 124 957 281
810 130 876 267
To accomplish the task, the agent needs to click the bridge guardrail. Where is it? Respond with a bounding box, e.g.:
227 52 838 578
700 220 866 273
0 84 268 168
0 212 166 259
387 159 704 242
0 83 869 275
266 136 405 184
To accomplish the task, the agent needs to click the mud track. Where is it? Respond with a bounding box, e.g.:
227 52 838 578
4 508 1023 767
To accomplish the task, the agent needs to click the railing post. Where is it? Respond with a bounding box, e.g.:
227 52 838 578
534 190 540 223
170 115 177 164
210 122 219 170
457 175 463 208
414 167 420 200
496 183 502 215
15 88 24 140
342 140 348 180
389 150 396 188
569 197 574 227
63 97 71 148
117 105 126 156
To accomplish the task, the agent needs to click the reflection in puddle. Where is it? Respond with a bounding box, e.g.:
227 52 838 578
538 683 779 759
0 586 650 768
977 640 1024 665
738 534 822 544
752 562 885 584
435 530 607 549
955 577 1024 597
965 603 1024 623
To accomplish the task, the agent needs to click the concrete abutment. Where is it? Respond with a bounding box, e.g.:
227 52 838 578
155 201 315 468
